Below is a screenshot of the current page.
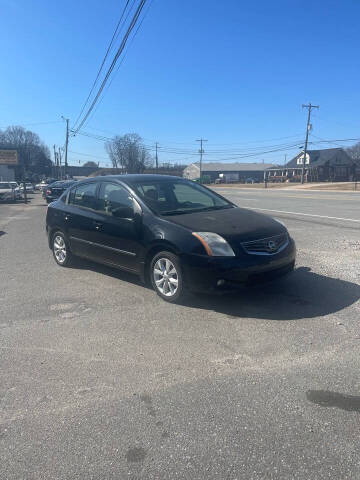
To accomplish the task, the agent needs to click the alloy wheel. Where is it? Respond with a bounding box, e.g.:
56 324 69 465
153 258 179 297
53 235 67 264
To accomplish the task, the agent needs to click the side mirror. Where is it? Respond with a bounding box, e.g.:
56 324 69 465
112 206 135 219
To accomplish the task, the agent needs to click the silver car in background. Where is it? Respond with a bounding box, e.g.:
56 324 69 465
0 182 17 202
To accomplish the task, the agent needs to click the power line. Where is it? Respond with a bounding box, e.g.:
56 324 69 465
72 0 148 134
69 150 109 160
309 134 346 148
72 0 131 130
84 0 154 126
72 128 360 164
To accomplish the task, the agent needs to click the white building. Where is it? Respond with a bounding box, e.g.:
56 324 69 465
183 162 275 183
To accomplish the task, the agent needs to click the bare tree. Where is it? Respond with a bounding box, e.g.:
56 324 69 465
0 125 52 179
347 142 360 161
105 133 153 173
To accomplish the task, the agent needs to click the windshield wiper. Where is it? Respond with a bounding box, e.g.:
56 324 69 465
161 209 191 216
161 205 232 216
194 205 233 213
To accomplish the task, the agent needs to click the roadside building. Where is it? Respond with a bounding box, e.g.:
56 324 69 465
66 165 99 177
183 162 275 183
0 165 15 181
0 149 18 181
266 148 360 182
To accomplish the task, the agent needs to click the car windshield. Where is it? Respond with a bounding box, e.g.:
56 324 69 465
131 179 232 215
0 183 11 189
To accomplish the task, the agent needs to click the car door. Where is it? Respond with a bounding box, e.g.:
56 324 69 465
90 181 143 273
65 182 107 261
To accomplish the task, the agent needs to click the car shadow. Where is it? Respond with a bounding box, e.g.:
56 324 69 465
182 267 360 321
68 262 360 320
69 258 150 288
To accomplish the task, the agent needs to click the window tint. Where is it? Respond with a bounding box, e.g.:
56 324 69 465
69 183 97 209
132 180 230 215
172 183 215 207
97 183 133 215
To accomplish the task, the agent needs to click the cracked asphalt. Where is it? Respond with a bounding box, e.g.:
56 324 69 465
1 189 360 479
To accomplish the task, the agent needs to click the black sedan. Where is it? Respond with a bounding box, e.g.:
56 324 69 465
45 180 77 203
46 175 296 302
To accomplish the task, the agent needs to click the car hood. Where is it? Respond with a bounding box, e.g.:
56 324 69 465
0 188 13 193
163 206 286 243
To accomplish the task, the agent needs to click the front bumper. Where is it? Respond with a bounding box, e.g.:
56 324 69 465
182 237 296 292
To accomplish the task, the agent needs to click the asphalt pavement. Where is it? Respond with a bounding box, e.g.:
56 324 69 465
1 189 360 480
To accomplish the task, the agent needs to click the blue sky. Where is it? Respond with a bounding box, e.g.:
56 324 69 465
1 0 359 167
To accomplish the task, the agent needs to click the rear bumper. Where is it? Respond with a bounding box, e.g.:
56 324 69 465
182 237 296 292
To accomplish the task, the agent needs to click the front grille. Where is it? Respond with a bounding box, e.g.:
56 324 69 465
241 232 288 255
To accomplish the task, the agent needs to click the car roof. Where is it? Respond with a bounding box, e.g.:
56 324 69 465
52 180 76 186
75 174 187 186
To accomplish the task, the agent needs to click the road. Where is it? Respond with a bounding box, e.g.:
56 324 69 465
1 189 360 480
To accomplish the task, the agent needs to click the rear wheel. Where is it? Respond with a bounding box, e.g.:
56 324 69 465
150 251 185 303
52 231 74 267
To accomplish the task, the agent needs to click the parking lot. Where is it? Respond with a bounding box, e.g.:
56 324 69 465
1 188 360 479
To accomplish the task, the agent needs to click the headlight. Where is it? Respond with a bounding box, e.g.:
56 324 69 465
192 232 235 257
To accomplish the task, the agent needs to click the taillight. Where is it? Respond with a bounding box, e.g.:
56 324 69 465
46 189 51 195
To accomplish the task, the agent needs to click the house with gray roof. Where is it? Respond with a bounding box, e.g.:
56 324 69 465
266 148 360 182
183 162 275 183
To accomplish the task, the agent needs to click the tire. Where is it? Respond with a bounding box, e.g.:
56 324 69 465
150 251 186 303
52 231 74 267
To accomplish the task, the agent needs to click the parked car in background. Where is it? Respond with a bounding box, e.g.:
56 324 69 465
19 183 35 194
9 182 22 199
0 182 17 202
45 180 77 203
46 175 296 303
41 178 58 197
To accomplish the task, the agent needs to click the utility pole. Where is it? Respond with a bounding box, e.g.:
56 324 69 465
196 138 208 183
53 145 58 179
58 147 62 180
62 117 69 178
301 103 319 184
155 142 159 173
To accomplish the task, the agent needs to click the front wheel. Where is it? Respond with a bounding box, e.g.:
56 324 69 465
150 251 185 303
52 231 74 267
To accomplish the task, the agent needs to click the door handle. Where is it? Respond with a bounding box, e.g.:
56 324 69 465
93 221 103 230
64 214 71 221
